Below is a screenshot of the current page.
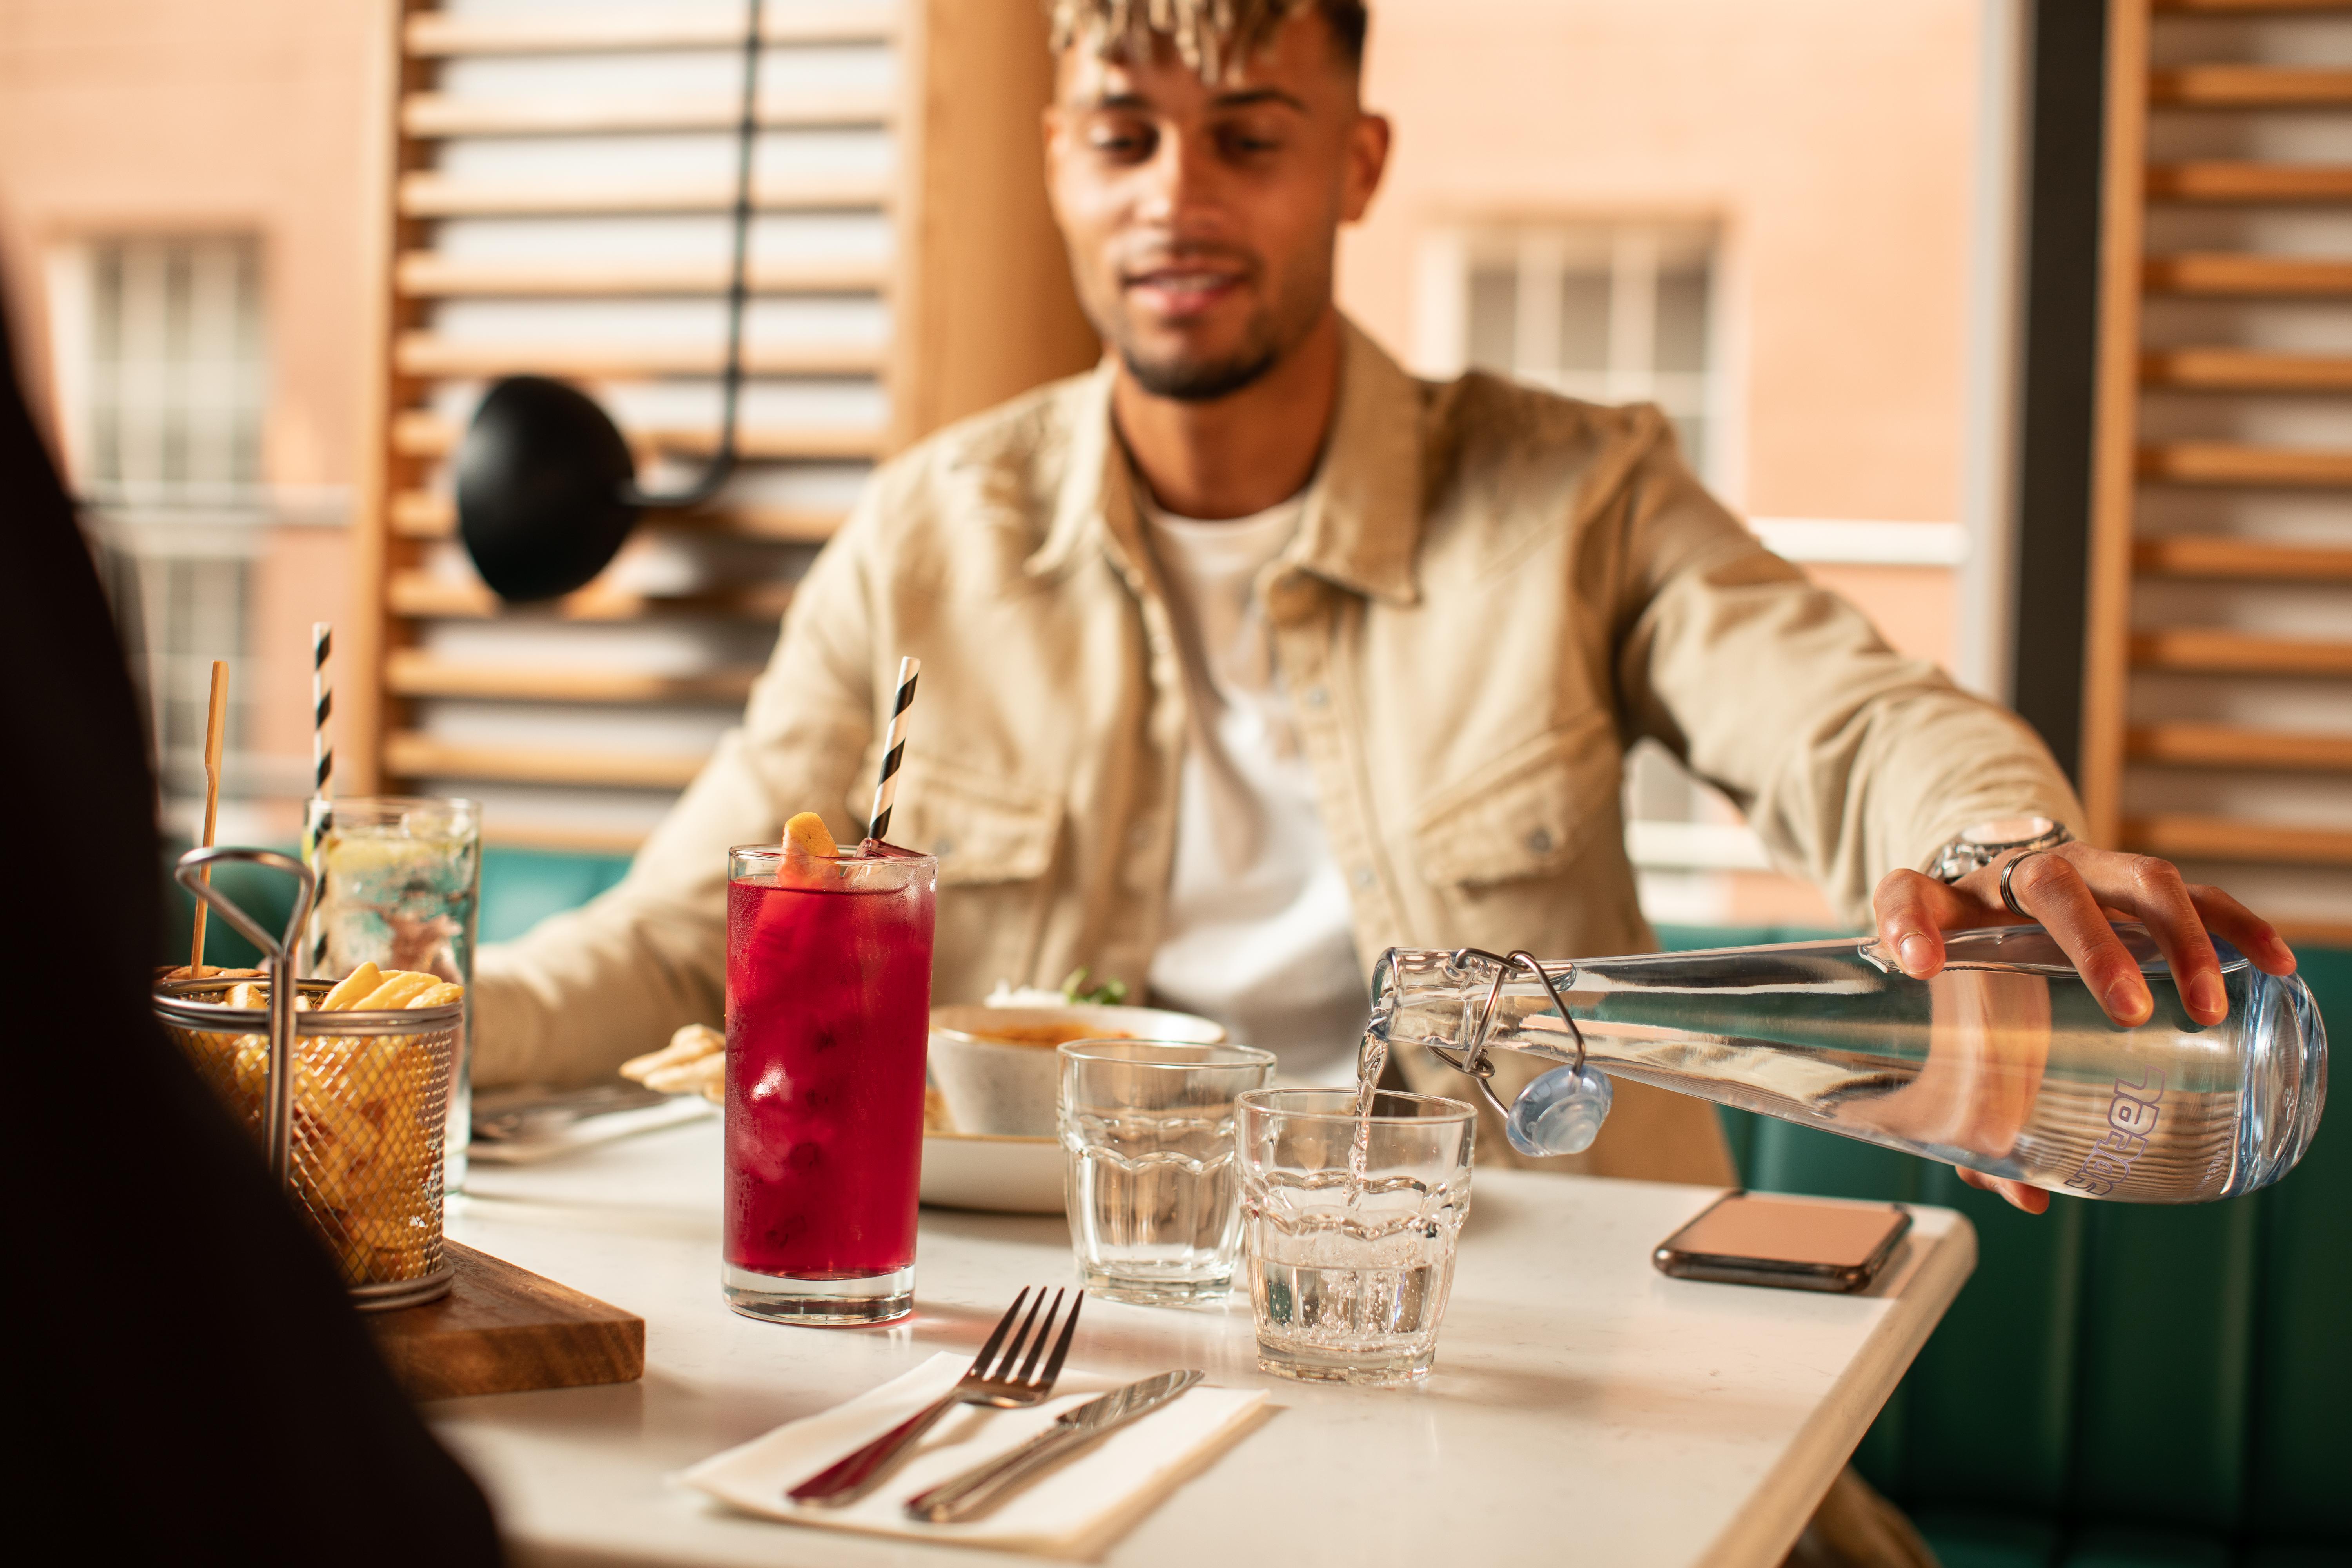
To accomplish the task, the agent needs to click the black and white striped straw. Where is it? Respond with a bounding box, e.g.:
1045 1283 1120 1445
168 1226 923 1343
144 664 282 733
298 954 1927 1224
307 622 334 976
866 656 919 843
311 621 334 801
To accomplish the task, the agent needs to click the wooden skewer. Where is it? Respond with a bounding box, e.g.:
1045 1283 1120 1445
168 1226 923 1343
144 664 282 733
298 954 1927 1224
189 660 229 976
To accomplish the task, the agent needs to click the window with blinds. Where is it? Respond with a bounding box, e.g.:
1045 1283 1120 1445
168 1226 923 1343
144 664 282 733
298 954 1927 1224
47 234 274 814
352 0 1089 853
1417 221 1722 481
64 236 269 503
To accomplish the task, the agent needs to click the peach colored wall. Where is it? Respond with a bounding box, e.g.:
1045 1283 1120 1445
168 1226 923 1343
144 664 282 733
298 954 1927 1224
1339 0 1980 529
0 0 385 480
0 0 381 835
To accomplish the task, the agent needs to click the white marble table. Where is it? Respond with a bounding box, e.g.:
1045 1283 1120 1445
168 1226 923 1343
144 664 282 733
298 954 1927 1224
438 1119 1974 1568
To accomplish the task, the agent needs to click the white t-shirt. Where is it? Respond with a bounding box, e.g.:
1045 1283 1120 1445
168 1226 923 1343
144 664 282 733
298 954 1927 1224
1138 488 1367 1082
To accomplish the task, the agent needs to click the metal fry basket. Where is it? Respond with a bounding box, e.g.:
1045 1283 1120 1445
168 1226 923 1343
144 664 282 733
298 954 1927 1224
156 846 458 1310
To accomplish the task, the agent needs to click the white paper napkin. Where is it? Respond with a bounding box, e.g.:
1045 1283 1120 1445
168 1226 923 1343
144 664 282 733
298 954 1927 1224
679 1352 1269 1555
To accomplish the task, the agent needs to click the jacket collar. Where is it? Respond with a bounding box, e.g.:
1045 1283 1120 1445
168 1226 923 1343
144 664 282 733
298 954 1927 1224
1290 317 1423 606
1024 316 1425 607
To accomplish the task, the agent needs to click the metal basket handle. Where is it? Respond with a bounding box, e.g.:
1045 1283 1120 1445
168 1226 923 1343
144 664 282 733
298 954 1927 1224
174 847 318 1185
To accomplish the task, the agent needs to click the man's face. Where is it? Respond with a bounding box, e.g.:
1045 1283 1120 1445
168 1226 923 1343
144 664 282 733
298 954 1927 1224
1044 15 1389 402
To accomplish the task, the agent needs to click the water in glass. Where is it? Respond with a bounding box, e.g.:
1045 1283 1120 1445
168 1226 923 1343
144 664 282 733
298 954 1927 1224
1238 1088 1475 1385
1060 1040 1274 1305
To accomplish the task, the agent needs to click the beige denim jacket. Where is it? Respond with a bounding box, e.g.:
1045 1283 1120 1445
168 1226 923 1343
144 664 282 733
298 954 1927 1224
474 320 2081 1184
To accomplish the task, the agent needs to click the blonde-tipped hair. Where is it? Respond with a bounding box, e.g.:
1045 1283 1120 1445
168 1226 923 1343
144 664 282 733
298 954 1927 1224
1046 0 1367 83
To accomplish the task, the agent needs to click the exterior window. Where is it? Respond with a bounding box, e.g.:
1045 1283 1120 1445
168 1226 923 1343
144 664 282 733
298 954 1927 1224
1423 223 1720 479
75 236 267 501
47 236 269 817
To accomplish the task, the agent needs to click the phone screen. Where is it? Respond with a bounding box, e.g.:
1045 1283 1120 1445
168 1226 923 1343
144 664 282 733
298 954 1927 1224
1655 1192 1912 1291
1668 1193 1909 1267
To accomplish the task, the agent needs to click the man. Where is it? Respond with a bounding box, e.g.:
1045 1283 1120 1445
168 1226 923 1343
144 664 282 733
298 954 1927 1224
476 0 2292 1213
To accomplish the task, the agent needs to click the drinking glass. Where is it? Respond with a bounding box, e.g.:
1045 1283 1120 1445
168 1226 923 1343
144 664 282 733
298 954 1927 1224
304 795 481 1189
722 841 936 1325
1058 1039 1276 1306
1237 1088 1477 1385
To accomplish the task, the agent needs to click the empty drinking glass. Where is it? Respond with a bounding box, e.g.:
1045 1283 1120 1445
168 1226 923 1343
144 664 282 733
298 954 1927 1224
1237 1088 1477 1385
1059 1039 1276 1306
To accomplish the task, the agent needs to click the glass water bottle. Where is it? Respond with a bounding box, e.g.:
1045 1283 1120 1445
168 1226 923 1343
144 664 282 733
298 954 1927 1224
1368 924 2326 1204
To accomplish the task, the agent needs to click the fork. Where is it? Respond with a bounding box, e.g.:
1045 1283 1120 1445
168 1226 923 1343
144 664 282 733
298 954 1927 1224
786 1286 1083 1506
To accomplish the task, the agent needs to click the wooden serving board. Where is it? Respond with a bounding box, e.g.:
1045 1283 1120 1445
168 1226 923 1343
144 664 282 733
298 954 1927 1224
369 1240 644 1401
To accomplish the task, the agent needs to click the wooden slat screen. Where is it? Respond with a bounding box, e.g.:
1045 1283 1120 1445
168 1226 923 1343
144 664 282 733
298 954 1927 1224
2087 0 2352 944
350 0 1093 853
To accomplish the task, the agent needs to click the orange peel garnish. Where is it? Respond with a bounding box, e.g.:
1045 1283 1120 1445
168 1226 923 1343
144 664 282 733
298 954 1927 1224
784 811 838 858
780 811 840 886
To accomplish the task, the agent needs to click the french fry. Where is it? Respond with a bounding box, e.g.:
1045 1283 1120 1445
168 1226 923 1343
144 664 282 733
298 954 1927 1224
354 971 437 1011
169 958 466 1288
319 962 384 1011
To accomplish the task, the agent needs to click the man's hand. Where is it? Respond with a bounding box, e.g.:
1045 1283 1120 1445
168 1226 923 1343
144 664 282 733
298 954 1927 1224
1871 842 2297 1214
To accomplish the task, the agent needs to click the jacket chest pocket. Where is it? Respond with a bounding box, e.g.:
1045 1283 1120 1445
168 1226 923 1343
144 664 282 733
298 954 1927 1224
870 762 1062 886
1410 724 1622 889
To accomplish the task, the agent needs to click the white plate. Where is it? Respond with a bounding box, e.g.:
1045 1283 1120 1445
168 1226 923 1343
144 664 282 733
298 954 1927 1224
919 1132 1064 1214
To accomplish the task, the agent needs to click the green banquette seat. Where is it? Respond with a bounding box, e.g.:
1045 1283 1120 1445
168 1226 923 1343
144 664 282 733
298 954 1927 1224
159 844 635 965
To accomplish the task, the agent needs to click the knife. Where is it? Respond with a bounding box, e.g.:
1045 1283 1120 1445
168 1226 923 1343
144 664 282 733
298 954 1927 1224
900 1370 1205 1523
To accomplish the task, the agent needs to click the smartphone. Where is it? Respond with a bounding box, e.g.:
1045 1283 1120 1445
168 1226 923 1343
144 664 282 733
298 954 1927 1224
1653 1191 1911 1293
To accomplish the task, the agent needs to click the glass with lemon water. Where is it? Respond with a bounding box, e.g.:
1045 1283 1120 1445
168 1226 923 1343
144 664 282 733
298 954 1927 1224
305 797 481 1187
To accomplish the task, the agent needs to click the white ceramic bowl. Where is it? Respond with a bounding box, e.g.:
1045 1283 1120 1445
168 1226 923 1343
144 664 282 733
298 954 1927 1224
927 1004 1227 1137
919 1132 1064 1214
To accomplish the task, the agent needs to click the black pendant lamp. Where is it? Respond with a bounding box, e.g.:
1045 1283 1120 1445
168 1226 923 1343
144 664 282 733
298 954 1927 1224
454 0 764 602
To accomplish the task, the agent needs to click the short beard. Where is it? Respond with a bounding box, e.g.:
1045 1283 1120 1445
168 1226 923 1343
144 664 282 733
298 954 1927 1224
1118 337 1282 402
1082 240 1332 405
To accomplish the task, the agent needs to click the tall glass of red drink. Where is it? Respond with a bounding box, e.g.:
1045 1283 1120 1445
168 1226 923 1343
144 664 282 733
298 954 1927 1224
722 840 936 1324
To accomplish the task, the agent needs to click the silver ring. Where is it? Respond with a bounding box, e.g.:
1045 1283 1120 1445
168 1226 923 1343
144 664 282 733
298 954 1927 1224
1999 850 2050 920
